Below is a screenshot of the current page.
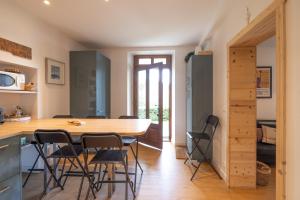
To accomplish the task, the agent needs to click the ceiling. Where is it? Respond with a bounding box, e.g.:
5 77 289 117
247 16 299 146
10 0 222 48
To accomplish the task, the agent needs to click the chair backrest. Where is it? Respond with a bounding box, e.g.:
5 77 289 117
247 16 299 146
86 115 107 119
34 129 73 145
53 115 74 119
203 115 219 138
118 115 138 119
81 133 123 149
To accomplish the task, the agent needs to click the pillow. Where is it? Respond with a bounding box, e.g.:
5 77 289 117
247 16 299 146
257 128 263 142
262 125 276 144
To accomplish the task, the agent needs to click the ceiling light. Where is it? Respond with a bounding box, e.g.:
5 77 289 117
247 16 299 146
43 0 51 5
105 0 110 2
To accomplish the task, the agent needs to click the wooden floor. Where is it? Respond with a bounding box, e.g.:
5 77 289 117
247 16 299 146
23 143 275 200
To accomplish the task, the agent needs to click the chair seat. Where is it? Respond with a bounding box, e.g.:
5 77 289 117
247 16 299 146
187 132 211 140
89 150 127 164
50 145 83 158
122 136 137 146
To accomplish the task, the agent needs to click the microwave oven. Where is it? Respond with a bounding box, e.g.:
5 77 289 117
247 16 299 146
0 71 25 90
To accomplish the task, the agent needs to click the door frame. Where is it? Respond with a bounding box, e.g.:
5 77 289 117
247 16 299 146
227 0 286 199
133 55 173 141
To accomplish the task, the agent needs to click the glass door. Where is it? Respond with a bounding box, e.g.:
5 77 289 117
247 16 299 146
134 55 172 143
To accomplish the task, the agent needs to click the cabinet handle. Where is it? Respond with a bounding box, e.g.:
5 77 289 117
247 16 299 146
0 144 9 151
0 186 10 194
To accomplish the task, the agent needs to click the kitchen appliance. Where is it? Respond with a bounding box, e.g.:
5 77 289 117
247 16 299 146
0 71 25 90
0 107 4 124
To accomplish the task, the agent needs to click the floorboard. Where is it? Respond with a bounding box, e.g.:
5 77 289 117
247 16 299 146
22 143 275 200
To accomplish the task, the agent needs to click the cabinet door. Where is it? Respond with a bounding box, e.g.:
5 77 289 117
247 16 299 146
70 51 96 117
96 54 110 117
0 175 21 200
0 136 20 182
186 59 192 131
191 56 213 132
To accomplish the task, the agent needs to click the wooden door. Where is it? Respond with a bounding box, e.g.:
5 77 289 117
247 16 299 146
228 47 257 187
134 62 164 150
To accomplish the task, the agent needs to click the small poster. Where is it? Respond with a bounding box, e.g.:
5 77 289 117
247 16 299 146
256 66 272 98
46 58 65 85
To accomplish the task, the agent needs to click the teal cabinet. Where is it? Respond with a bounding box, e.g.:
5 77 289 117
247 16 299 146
0 136 21 200
186 55 213 161
70 51 111 118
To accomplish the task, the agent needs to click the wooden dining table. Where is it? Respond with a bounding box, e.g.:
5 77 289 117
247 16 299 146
0 118 151 198
0 118 151 139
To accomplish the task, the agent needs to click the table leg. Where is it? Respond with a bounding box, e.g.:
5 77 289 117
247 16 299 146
107 164 116 199
112 164 116 192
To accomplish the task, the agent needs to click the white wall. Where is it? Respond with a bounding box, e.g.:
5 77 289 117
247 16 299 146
285 0 300 199
0 1 86 118
202 0 300 199
256 36 276 120
99 46 195 145
200 0 273 180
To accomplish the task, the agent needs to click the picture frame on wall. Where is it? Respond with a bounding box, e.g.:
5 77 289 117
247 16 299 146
45 58 65 85
256 66 272 98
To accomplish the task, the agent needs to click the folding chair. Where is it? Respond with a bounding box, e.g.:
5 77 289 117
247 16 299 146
184 115 220 180
34 129 96 199
80 133 136 200
119 115 143 192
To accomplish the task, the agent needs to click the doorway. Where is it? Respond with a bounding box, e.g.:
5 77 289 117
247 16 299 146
227 1 286 199
133 55 172 142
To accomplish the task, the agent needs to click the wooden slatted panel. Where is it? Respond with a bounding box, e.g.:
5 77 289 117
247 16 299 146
229 47 257 188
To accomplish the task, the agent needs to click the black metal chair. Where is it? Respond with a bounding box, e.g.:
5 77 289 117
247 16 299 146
53 115 74 118
80 133 135 200
118 115 143 192
22 135 45 188
34 129 95 199
22 115 78 188
86 115 107 119
184 115 220 181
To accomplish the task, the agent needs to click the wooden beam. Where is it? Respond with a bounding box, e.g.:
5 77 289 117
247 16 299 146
276 2 287 200
228 2 278 47
0 37 32 59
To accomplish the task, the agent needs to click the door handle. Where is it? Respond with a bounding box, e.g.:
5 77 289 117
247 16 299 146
0 186 11 194
0 144 9 151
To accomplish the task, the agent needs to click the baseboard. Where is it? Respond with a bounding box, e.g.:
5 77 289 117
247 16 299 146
212 160 227 181
175 142 186 147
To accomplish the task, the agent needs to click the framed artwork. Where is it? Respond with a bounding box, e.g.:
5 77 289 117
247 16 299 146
256 66 272 98
45 58 65 85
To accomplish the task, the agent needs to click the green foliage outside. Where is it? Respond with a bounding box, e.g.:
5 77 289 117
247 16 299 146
138 108 169 121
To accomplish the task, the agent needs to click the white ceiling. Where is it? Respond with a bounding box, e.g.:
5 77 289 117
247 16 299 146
10 0 222 48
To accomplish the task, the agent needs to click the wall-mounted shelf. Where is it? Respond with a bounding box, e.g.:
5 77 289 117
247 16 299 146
0 90 37 94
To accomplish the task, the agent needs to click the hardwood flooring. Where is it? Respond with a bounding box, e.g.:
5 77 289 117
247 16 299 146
22 143 275 200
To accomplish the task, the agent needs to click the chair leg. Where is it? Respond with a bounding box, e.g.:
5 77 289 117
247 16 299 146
97 164 107 191
57 158 67 184
45 157 62 191
191 161 203 181
79 154 96 199
123 156 128 200
62 158 76 187
96 164 102 190
131 141 143 173
77 171 85 200
184 138 201 165
123 156 135 199
22 149 41 188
